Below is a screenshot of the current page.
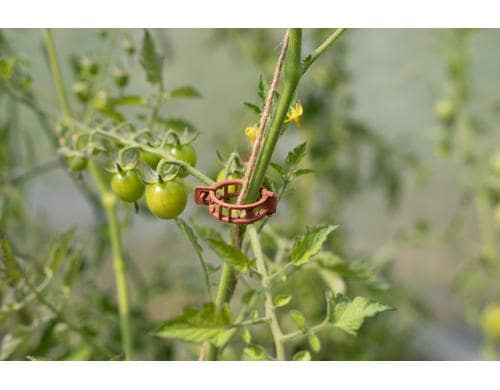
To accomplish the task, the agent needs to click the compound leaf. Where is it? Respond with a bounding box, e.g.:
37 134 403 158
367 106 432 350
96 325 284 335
291 225 337 266
329 295 394 336
140 29 163 85
155 303 232 346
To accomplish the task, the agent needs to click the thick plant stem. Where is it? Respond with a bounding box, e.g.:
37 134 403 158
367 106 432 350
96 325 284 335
245 29 302 202
43 29 133 360
203 28 345 360
248 225 285 360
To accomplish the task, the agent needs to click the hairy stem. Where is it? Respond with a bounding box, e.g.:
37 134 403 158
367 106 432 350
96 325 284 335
204 27 345 360
301 28 346 75
248 225 285 360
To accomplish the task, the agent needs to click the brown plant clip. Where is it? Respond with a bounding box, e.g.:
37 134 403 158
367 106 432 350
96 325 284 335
194 179 277 225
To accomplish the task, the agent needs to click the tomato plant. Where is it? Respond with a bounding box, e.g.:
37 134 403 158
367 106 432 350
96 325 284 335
5 28 495 362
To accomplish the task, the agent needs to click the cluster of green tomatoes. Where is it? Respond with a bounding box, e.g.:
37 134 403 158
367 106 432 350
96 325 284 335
66 135 243 220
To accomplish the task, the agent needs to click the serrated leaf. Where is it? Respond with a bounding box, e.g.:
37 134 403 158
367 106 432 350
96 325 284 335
285 142 307 168
243 101 261 114
192 222 224 242
170 86 201 99
270 162 287 176
46 228 76 275
308 334 321 352
258 75 269 101
111 95 146 106
274 294 292 308
244 344 267 360
176 218 203 254
290 310 306 331
140 29 163 85
293 168 315 177
176 218 212 296
291 225 337 266
1 239 22 285
292 350 311 361
206 238 253 273
155 303 232 346
329 295 394 336
158 117 197 133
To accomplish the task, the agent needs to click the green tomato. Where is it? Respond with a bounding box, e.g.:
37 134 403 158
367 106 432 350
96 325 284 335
481 304 500 341
121 39 136 56
112 68 129 88
111 169 145 202
93 90 108 110
80 57 99 76
434 99 456 123
72 81 90 102
145 179 187 219
67 156 88 172
216 169 242 193
139 150 162 169
167 143 197 178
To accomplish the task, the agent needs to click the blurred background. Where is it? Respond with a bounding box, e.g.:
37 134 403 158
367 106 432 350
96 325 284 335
1 29 500 360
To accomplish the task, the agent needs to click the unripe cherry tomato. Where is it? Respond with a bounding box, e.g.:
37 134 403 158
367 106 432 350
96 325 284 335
481 304 500 341
80 57 99 76
145 179 187 219
216 169 242 193
111 169 145 202
93 90 108 110
434 99 455 123
167 144 197 177
112 68 129 88
139 150 162 169
67 156 88 172
72 81 90 102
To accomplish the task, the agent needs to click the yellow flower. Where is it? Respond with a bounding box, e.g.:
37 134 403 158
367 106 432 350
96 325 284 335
285 102 303 125
245 124 259 145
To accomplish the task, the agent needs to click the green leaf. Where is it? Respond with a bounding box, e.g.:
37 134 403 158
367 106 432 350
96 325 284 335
170 86 201 98
0 57 16 80
274 294 292 308
308 334 321 353
270 162 287 176
192 221 223 242
155 303 232 346
290 310 306 331
46 228 76 275
241 328 252 344
258 75 269 101
176 218 212 295
158 117 197 133
244 344 267 360
111 95 146 106
291 225 337 266
285 142 307 168
140 29 163 85
293 168 315 177
1 239 22 285
292 350 311 361
176 218 203 254
206 238 253 273
243 101 261 114
329 295 394 336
